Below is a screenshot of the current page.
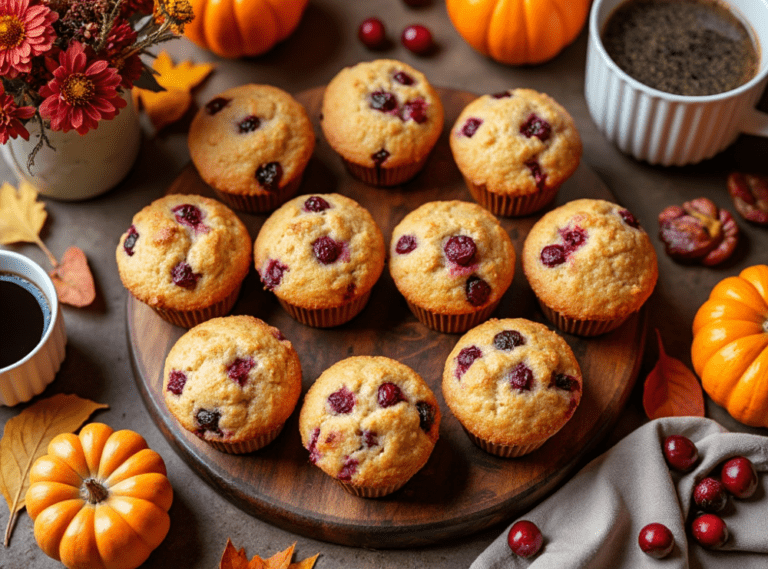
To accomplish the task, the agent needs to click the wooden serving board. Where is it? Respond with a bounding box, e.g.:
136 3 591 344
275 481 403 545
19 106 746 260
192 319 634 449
128 86 646 549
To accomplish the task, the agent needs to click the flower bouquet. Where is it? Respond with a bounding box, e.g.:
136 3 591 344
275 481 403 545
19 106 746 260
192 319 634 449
0 0 194 170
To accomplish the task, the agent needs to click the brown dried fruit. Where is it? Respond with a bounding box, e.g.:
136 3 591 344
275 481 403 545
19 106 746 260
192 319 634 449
658 198 739 266
727 172 768 225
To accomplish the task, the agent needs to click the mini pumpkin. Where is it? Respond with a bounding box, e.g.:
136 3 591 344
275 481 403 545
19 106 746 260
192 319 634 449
446 0 591 65
184 0 309 58
692 265 768 428
25 423 173 569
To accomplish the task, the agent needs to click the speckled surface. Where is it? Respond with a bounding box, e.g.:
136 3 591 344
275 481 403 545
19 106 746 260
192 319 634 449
2 1 767 568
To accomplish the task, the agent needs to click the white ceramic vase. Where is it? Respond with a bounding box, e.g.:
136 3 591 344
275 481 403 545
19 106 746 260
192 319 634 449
0 92 141 200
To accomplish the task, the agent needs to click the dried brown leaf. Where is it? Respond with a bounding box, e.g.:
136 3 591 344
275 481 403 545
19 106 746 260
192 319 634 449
49 246 96 307
220 539 250 569
643 330 706 420
0 394 108 546
218 541 318 569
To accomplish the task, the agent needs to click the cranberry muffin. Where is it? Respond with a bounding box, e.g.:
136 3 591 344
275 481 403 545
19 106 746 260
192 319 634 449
442 318 582 457
299 356 441 497
522 199 658 336
188 84 315 213
253 193 386 327
450 88 582 216
116 194 251 327
163 315 302 454
321 59 444 186
389 200 516 333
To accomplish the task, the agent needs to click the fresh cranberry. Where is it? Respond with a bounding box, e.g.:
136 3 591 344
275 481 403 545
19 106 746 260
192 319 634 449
693 477 728 512
167 370 187 395
401 98 428 123
691 513 728 549
552 373 579 391
461 117 483 138
663 435 699 472
372 148 390 165
508 363 533 391
205 97 230 115
520 113 552 141
561 227 587 252
227 357 255 386
328 386 355 414
123 225 139 256
444 235 477 266
395 234 417 254
363 430 378 448
721 456 758 499
358 17 386 49
493 330 525 351
370 91 397 112
401 24 433 54
255 161 282 191
456 346 482 380
492 90 512 99
638 523 674 559
620 209 641 228
172 204 206 231
465 275 491 306
416 401 436 432
308 427 321 463
338 456 359 481
507 520 543 558
195 408 221 434
540 245 566 267
378 382 407 407
304 196 331 212
238 115 261 133
393 71 414 85
525 159 546 190
171 261 200 289
313 236 342 264
262 259 287 290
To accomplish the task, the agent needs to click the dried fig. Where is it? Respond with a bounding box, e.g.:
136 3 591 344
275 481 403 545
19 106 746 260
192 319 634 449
727 172 768 225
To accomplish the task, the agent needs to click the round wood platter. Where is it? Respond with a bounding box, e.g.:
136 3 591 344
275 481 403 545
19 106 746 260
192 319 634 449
128 86 647 549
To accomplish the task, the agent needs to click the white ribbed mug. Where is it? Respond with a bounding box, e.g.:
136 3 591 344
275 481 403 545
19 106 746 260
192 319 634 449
0 250 67 406
585 0 768 166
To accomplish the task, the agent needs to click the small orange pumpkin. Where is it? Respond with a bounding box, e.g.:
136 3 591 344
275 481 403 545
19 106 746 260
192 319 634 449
184 0 309 59
446 0 591 65
25 423 173 569
692 265 768 428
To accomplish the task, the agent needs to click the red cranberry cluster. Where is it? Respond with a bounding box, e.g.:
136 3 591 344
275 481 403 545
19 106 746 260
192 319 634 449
357 2 435 55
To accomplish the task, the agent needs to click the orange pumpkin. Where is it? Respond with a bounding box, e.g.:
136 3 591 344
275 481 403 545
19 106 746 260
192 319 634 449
692 265 768 428
446 0 591 65
184 0 309 59
25 423 173 569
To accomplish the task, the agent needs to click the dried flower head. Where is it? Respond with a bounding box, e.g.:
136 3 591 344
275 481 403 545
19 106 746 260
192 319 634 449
154 0 194 34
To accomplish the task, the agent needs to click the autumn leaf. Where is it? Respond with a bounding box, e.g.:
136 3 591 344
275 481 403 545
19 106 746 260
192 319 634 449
132 51 215 131
0 394 108 546
643 329 706 420
218 540 319 569
49 246 96 307
0 181 55 266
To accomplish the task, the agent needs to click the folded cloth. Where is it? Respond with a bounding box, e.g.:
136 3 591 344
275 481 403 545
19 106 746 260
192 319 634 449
470 417 768 569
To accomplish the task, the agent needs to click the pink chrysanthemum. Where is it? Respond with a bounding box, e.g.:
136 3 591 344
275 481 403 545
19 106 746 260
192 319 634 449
38 41 126 135
0 82 35 143
0 0 58 78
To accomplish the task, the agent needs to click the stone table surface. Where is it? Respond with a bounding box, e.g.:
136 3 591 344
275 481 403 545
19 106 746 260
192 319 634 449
2 1 767 568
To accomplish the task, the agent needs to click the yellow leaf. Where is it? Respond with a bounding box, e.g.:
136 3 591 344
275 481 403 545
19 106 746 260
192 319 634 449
0 393 108 546
153 51 215 92
0 181 47 246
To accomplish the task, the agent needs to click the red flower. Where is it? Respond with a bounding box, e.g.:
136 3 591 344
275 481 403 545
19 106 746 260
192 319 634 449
38 41 126 135
101 20 142 89
0 0 58 77
0 82 35 143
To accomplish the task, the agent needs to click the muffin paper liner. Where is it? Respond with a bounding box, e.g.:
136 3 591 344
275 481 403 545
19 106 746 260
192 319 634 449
342 157 428 187
466 179 561 217
205 423 285 454
278 290 372 328
335 479 407 498
406 300 500 334
464 428 548 458
538 300 630 337
213 174 304 214
148 282 243 329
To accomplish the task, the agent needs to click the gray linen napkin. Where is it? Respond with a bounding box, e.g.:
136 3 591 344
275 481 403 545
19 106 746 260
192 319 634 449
470 417 768 569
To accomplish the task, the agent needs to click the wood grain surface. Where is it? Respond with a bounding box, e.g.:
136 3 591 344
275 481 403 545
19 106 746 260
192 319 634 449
128 86 647 548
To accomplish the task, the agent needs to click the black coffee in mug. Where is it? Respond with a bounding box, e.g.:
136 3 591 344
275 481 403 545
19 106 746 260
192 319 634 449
0 271 51 368
601 0 759 96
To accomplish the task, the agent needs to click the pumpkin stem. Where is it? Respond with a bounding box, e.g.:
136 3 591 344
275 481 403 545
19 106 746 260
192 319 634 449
82 478 109 504
763 317 768 333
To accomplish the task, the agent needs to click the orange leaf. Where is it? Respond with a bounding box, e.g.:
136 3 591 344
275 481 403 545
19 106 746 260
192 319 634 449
49 246 96 307
218 541 319 569
643 329 706 419
219 539 250 569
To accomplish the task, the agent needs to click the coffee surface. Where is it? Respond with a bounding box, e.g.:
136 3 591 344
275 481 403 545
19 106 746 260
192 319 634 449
602 0 759 96
0 272 51 368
